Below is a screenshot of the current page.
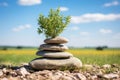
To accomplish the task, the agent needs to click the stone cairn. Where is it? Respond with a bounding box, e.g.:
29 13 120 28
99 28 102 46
29 37 82 70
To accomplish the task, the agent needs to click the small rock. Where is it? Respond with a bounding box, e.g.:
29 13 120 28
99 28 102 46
29 57 82 70
0 70 3 77
2 68 7 74
112 64 119 67
90 75 98 80
36 50 73 58
1 78 8 80
93 65 100 69
10 71 17 77
39 44 68 51
97 69 103 75
52 74 61 80
26 74 36 80
38 70 51 75
84 72 91 78
8 76 20 80
16 67 30 77
102 64 111 69
103 73 119 79
44 36 68 44
38 70 53 79
53 71 63 80
60 76 73 80
74 73 86 80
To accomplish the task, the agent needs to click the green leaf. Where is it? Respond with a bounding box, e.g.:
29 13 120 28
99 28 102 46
37 7 71 38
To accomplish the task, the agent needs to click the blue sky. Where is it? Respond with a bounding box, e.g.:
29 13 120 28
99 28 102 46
0 0 120 47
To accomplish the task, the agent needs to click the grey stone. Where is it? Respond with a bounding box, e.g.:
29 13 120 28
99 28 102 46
44 36 68 44
0 70 3 77
103 73 119 79
102 64 111 69
90 75 98 80
29 57 82 70
36 50 73 58
2 68 7 74
39 44 68 51
16 67 30 77
74 73 86 80
9 71 17 77
1 78 8 80
60 76 73 80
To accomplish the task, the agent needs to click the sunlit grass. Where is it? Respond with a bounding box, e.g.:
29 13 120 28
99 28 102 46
68 49 120 65
0 48 120 65
0 49 37 65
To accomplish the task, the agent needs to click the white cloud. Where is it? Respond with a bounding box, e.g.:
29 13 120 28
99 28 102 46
66 33 120 47
113 33 120 39
0 2 8 7
100 28 112 34
80 32 90 36
71 26 79 31
59 7 69 12
71 13 120 24
18 0 42 6
12 24 31 32
103 1 119 7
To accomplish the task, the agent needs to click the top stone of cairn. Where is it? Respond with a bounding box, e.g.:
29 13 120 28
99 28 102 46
44 37 68 44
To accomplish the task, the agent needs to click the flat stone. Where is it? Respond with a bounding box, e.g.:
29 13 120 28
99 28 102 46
103 73 119 79
44 37 68 44
36 50 73 58
39 44 68 51
29 57 82 70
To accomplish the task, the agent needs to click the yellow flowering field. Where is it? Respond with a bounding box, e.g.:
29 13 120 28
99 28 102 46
68 49 120 55
0 49 119 55
0 49 37 54
0 48 120 65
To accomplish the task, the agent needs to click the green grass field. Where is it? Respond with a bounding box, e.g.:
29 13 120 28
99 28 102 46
0 48 120 66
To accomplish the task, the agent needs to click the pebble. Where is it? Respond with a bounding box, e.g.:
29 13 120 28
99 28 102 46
103 73 119 79
0 64 119 80
0 70 3 77
102 64 111 69
16 67 30 77
74 73 87 80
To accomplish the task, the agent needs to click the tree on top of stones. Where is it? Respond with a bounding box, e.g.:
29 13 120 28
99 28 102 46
37 8 71 38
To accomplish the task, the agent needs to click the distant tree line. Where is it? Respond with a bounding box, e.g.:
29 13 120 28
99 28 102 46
0 46 23 50
96 46 108 51
0 46 37 50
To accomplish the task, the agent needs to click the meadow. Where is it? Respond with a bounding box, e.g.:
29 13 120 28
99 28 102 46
0 48 120 66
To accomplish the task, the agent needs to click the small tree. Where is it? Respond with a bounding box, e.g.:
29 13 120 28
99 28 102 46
2 47 8 51
96 46 104 51
37 8 71 38
16 46 23 49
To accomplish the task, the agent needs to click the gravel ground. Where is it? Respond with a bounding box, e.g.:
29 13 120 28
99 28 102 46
0 64 119 80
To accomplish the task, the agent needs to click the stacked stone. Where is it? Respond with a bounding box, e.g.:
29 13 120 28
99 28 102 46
29 37 82 70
